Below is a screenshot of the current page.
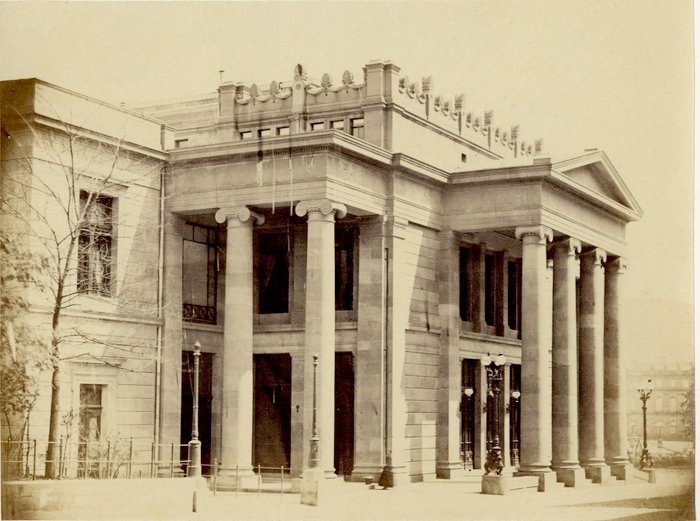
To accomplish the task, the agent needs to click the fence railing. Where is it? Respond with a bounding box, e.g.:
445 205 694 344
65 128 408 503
1 439 192 481
210 461 292 498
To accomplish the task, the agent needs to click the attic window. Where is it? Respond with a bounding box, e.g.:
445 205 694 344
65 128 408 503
175 139 189 149
310 122 325 132
277 126 290 136
330 120 345 131
461 153 467 163
240 131 252 140
258 129 271 138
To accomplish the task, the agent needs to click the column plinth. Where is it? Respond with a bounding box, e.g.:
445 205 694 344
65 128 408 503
215 206 264 479
579 248 610 484
513 225 554 482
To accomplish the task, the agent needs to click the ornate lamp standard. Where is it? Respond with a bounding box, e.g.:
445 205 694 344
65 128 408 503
508 390 521 468
309 355 320 469
638 379 654 470
481 354 506 475
187 342 202 477
462 386 475 469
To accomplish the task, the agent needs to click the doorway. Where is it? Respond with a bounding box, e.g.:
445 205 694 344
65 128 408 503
253 354 292 469
334 352 355 477
461 359 477 469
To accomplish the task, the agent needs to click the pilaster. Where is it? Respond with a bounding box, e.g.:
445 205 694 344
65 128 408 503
352 216 387 481
160 212 185 467
436 230 463 478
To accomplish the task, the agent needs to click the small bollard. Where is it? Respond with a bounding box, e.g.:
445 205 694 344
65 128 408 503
192 491 197 513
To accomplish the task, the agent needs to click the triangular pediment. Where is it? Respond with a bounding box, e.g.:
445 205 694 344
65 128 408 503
552 151 643 218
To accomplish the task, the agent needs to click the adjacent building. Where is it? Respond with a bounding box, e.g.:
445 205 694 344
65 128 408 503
0 60 642 488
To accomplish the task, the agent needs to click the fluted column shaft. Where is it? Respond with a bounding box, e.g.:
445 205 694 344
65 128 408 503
296 199 347 476
215 206 264 473
605 258 633 476
578 248 608 476
515 225 553 475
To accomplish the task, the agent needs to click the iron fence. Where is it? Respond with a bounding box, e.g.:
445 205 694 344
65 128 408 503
209 461 292 498
1 439 192 481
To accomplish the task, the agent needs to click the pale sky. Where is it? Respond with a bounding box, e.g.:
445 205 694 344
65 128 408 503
0 1 694 363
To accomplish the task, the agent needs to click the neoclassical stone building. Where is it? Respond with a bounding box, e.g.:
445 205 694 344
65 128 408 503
1 60 642 487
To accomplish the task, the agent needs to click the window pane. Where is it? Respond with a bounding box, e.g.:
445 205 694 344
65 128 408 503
258 233 289 314
335 227 354 310
459 247 471 321
484 254 495 326
182 223 218 323
78 191 113 296
183 240 209 306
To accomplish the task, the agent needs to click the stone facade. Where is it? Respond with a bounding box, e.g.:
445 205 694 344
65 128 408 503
1 60 642 486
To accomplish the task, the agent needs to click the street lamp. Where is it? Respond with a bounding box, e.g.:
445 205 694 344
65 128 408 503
481 353 506 475
309 355 320 469
462 386 475 469
187 342 202 477
638 378 654 470
508 390 521 468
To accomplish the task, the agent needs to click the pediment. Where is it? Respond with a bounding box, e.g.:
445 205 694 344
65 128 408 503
552 151 642 218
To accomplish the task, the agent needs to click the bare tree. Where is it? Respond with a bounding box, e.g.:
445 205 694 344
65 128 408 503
1 94 163 478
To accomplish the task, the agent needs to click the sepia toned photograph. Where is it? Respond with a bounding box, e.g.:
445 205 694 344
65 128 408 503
0 1 694 520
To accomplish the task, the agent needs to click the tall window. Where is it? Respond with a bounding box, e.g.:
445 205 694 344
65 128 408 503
484 253 496 326
459 246 474 322
182 223 218 323
507 260 522 331
335 226 355 311
78 384 103 478
351 118 364 139
257 232 290 314
78 191 113 296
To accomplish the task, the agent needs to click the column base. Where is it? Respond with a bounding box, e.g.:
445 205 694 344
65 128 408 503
379 465 410 487
610 462 635 481
216 466 258 490
514 469 558 492
553 466 587 487
350 465 385 483
436 461 466 479
583 464 611 484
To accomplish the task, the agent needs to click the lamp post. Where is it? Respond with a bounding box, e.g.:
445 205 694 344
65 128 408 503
187 342 202 477
309 355 320 469
508 390 521 468
638 379 654 470
481 353 506 475
462 387 475 469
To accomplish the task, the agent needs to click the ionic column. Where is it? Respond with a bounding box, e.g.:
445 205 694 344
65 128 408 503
605 257 634 480
514 225 556 490
214 206 264 478
578 248 610 483
551 238 586 487
295 199 347 477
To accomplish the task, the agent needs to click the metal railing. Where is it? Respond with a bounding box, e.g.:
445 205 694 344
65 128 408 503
209 461 292 498
1 439 192 481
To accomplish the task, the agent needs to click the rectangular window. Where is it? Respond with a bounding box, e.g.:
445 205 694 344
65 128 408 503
335 226 355 311
459 247 472 322
174 138 189 148
484 253 496 326
507 260 521 331
257 232 289 314
239 130 252 139
330 120 345 131
78 191 113 296
182 223 218 323
350 118 364 139
277 126 290 136
258 128 271 138
79 384 103 478
310 121 325 132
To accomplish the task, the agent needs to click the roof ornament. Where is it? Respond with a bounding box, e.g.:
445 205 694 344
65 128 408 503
421 76 433 95
342 70 354 91
321 73 332 94
510 125 520 142
454 94 464 112
484 110 494 129
249 83 259 104
535 139 543 154
294 63 307 81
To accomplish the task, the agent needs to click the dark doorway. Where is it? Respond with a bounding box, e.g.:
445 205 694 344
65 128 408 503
461 359 477 469
335 352 355 477
180 352 213 472
253 354 292 469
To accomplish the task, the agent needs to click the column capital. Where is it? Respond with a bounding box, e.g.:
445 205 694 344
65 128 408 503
580 247 607 267
215 206 265 226
606 256 628 275
550 238 582 257
294 199 347 219
515 225 553 244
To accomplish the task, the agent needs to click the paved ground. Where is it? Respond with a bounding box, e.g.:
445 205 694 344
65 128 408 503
186 468 694 521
